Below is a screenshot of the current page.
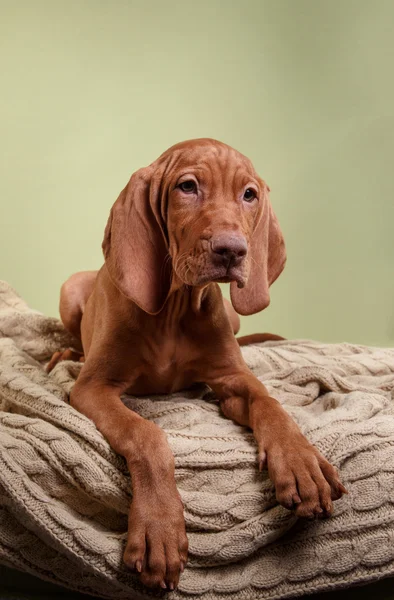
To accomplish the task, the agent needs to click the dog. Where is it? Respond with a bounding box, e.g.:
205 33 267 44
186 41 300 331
48 139 346 590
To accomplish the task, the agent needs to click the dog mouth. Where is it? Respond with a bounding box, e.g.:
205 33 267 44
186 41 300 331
216 266 246 287
174 251 247 288
192 265 246 288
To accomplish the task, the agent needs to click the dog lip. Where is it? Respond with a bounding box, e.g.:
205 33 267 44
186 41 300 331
193 265 245 287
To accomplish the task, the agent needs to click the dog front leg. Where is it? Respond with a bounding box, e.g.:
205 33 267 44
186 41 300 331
70 378 188 590
207 368 347 518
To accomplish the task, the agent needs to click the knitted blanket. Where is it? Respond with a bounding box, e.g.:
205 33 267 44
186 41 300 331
1 280 394 599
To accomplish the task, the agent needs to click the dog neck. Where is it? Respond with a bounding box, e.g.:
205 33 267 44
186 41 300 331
164 279 211 317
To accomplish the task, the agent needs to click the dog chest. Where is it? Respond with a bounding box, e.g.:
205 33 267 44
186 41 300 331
127 335 200 395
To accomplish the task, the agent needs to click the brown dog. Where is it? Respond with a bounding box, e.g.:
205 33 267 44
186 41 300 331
49 139 346 591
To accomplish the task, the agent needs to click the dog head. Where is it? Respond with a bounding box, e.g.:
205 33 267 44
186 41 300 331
102 138 286 315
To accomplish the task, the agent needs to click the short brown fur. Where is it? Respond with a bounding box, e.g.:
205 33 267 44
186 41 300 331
50 139 346 591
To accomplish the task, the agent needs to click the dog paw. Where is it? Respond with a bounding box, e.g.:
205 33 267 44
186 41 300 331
46 348 84 373
262 434 347 518
123 490 188 590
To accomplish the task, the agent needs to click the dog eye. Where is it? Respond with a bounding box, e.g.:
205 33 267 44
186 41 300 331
243 188 257 202
178 180 197 193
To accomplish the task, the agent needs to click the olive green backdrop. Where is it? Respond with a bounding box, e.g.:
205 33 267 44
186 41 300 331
1 0 393 346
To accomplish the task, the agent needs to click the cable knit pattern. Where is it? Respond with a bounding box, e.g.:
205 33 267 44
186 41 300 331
0 279 394 599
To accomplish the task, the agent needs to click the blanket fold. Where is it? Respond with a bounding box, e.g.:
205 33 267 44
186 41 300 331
1 280 394 599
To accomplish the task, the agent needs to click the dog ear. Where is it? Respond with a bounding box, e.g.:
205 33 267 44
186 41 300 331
230 184 286 316
102 165 171 314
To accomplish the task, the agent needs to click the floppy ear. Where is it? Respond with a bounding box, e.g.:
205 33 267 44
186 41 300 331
230 185 286 316
102 165 171 314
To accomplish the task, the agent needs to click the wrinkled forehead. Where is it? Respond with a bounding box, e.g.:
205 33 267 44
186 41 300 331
156 139 259 184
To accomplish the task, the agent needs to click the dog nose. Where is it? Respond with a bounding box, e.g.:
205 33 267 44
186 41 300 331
211 234 247 267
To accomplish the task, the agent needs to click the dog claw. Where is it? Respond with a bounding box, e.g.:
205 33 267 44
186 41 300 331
258 452 267 471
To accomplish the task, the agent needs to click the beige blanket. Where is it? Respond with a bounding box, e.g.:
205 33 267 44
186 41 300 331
1 280 394 599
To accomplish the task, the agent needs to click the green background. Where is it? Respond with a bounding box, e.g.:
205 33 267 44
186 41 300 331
1 0 393 346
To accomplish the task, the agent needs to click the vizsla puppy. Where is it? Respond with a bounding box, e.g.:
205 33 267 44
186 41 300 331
49 139 346 591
